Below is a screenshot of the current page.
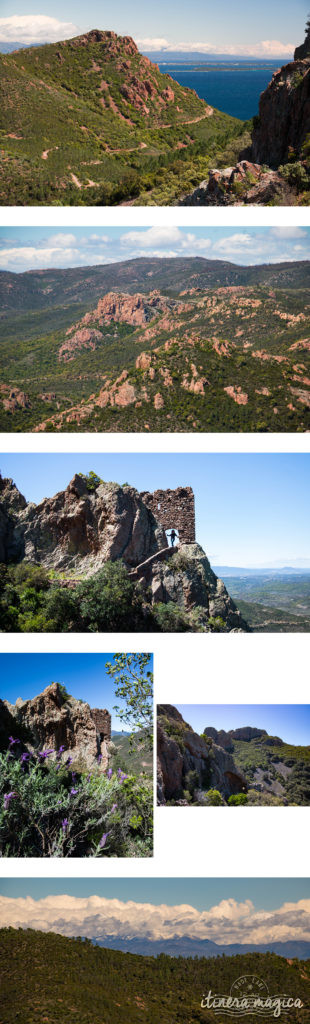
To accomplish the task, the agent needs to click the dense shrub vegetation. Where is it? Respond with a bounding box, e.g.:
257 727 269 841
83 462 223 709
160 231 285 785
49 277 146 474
1 929 309 1024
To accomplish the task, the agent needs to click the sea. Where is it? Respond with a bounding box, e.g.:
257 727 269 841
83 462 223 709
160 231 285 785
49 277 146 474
156 60 283 120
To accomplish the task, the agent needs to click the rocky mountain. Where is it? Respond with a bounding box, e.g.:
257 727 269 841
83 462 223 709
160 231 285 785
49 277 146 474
0 472 249 633
1 259 309 434
0 29 243 206
181 25 310 206
1 257 309 314
203 725 310 805
157 705 248 803
0 682 111 769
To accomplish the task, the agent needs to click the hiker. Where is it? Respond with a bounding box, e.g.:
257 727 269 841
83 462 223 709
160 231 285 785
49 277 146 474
170 529 176 548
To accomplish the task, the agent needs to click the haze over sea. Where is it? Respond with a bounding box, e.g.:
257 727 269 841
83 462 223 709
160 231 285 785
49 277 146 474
155 59 282 120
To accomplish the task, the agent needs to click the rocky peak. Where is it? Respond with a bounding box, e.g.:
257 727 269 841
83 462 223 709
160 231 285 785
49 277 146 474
251 52 310 168
65 30 138 57
1 683 112 770
157 704 248 804
294 19 310 61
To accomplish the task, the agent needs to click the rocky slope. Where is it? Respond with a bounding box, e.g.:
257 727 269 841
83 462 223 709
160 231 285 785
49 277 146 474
157 705 248 803
3 271 309 434
203 725 310 805
180 27 310 206
0 682 111 769
0 29 241 205
0 472 249 633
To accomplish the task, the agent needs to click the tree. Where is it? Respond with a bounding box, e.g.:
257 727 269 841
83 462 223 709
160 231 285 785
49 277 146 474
106 653 153 751
77 470 103 491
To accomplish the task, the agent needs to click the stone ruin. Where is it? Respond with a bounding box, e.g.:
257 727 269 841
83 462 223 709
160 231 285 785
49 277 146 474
91 708 111 751
140 486 195 544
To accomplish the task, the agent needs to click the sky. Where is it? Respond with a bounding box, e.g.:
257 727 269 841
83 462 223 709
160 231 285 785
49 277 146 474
1 453 309 568
0 879 309 945
0 1 306 56
1 226 310 274
174 705 310 746
0 653 153 731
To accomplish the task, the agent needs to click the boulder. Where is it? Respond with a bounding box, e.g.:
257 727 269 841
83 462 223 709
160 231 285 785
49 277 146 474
2 683 111 770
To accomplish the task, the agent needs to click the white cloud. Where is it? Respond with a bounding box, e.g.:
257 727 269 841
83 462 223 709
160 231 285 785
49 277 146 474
214 233 254 253
136 37 294 58
0 894 309 946
0 15 78 44
48 233 78 248
0 246 80 268
271 227 308 239
120 227 212 252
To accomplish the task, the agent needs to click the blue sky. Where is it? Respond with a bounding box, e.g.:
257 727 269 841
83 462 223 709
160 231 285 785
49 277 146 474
1 226 310 274
0 653 153 730
1 453 309 567
175 705 310 745
0 1 305 55
0 877 308 912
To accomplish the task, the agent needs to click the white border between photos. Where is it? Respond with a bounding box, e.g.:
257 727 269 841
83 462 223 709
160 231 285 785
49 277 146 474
0 199 309 886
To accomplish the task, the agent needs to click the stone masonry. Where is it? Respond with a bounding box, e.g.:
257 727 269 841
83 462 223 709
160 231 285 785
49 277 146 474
140 486 195 544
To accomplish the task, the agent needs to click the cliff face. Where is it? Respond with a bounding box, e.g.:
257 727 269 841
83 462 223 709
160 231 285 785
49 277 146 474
203 726 268 748
251 56 310 168
157 705 247 804
1 683 111 769
143 543 249 632
0 473 165 573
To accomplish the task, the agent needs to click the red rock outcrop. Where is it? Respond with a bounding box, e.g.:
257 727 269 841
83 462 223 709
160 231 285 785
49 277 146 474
1 682 111 769
157 705 247 804
252 57 310 168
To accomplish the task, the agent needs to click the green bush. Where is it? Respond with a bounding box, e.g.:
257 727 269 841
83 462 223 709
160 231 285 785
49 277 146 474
227 793 248 805
205 789 224 806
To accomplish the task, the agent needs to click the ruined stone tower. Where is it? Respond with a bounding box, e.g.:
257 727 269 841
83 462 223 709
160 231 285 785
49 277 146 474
140 486 195 544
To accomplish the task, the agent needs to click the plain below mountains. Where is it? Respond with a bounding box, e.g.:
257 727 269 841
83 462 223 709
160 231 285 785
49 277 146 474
0 256 309 434
1 928 310 1024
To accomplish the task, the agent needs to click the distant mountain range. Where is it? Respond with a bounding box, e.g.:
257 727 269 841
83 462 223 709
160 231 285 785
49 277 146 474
214 566 310 577
93 935 310 959
143 51 288 63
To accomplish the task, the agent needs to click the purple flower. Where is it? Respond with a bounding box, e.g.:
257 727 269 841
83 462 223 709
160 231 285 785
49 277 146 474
111 804 117 814
58 745 65 754
8 736 20 747
99 832 110 849
20 753 30 763
117 768 122 777
62 818 69 833
70 788 78 796
4 792 17 809
38 749 53 760
55 763 61 771
107 768 113 779
97 754 103 763
66 756 73 767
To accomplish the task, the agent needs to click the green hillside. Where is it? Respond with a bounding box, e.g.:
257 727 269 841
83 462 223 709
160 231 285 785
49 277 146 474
112 729 153 778
0 928 309 1024
0 268 309 432
231 734 310 805
0 30 246 206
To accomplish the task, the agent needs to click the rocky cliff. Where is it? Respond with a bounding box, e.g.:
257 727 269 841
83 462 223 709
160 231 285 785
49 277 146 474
0 682 111 769
180 26 310 206
0 473 249 632
203 725 268 749
157 705 248 804
0 473 166 573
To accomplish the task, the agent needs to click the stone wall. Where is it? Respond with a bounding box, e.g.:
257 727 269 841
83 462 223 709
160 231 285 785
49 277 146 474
90 708 111 742
140 486 195 544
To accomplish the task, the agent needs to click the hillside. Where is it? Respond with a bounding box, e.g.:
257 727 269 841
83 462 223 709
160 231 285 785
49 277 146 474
0 258 309 433
203 726 310 805
112 728 153 778
0 30 246 206
0 928 309 1023
157 704 247 804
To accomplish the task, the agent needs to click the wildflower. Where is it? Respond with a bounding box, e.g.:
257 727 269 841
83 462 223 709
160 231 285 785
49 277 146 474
111 804 118 814
20 753 30 762
62 818 69 833
97 753 103 763
38 749 53 760
66 756 73 767
8 737 20 747
4 792 17 809
99 832 110 849
70 788 78 796
107 768 113 779
58 745 65 754
117 768 122 777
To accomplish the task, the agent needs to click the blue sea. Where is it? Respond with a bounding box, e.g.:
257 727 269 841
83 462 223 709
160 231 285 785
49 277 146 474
157 60 282 120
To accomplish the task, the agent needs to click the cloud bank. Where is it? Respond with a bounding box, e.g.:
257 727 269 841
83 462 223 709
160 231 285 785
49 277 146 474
136 38 294 58
0 16 78 44
0 895 309 945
